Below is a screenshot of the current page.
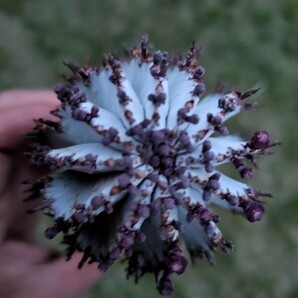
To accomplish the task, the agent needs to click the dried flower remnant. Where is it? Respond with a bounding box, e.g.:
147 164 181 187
26 37 279 295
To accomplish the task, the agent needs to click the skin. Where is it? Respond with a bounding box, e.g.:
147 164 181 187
0 90 100 298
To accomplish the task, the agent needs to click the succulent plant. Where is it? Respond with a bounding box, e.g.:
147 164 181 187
26 37 278 295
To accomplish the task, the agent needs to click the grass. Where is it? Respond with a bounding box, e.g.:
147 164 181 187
1 0 297 297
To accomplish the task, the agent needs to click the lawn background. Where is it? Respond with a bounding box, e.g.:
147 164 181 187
0 0 297 297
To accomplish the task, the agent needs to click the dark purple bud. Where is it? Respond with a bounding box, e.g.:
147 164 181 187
127 124 143 136
141 118 151 128
166 254 188 274
162 157 175 168
121 156 133 168
91 105 99 116
242 201 265 222
151 130 165 143
148 93 156 103
101 136 112 146
149 155 160 167
250 131 270 149
118 235 134 249
108 127 119 139
206 179 220 191
210 173 220 180
203 190 211 201
204 151 215 162
174 166 186 177
118 173 131 188
157 277 173 296
164 167 174 178
207 114 222 126
207 113 213 123
158 144 171 156
118 89 130 104
199 208 213 224
72 109 87 121
91 196 105 209
193 83 205 96
228 196 240 207
218 97 226 109
138 204 150 218
177 107 188 118
240 167 254 179
212 116 222 126
54 84 70 100
205 162 215 173
218 126 229 136
193 66 205 79
179 132 191 147
156 92 166 105
45 225 60 239
185 114 199 124
202 140 212 153
153 51 163 64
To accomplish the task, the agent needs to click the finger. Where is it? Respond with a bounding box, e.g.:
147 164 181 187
0 90 58 109
0 241 99 298
0 103 58 149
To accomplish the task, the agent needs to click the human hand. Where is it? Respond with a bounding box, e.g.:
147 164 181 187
0 90 99 298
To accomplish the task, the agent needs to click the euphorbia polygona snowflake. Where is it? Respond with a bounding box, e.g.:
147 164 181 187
26 37 278 295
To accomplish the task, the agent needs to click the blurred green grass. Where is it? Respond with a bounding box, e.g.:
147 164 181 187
1 0 297 297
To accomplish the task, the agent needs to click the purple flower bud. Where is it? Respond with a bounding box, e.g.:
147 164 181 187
199 208 213 224
204 151 215 162
157 277 173 296
250 131 270 149
166 254 188 274
242 201 265 222
72 108 87 121
91 196 105 209
193 66 205 79
45 225 60 239
240 167 254 179
118 173 131 188
138 204 150 218
193 83 206 96
202 140 212 153
153 51 163 64
158 144 171 156
118 235 134 250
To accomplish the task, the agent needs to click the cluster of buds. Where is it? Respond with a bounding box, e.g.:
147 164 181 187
25 37 278 295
